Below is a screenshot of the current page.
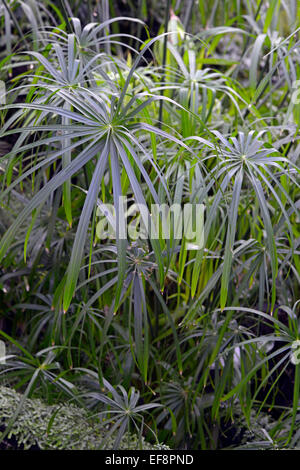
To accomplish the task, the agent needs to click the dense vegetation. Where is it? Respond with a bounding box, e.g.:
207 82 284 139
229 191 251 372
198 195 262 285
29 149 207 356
0 0 299 450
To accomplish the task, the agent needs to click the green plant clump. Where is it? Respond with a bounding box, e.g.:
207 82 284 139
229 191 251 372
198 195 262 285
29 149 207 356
0 0 299 450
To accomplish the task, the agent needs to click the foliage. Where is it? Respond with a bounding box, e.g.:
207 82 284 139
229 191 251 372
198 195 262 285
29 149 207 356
0 385 168 449
0 0 299 450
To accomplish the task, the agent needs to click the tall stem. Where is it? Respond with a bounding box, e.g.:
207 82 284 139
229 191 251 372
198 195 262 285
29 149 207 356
158 0 171 128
